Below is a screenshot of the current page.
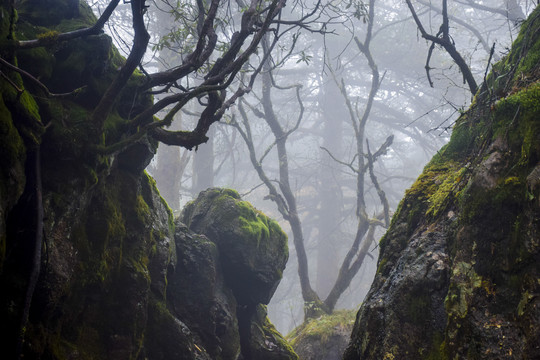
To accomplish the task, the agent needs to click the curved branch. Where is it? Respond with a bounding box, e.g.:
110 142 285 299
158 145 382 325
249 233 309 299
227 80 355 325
405 0 478 95
0 56 84 97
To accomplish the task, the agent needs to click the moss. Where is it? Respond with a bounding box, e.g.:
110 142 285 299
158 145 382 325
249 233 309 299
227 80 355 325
36 29 60 43
287 309 356 348
135 194 151 223
444 262 483 320
103 111 129 142
427 166 467 217
143 170 175 233
17 46 55 80
0 94 26 195
250 304 298 359
421 332 448 360
398 159 466 231
509 11 540 83
492 81 540 167
517 291 534 317
56 2 97 32
0 72 43 142
376 256 388 274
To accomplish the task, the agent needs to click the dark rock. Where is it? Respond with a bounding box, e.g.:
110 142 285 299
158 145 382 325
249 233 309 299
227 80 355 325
167 222 241 359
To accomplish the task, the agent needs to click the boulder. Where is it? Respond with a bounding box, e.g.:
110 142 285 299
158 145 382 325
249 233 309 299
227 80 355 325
181 188 289 306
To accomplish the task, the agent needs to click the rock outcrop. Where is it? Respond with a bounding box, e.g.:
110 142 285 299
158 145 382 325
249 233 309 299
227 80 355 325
0 1 296 359
344 6 540 360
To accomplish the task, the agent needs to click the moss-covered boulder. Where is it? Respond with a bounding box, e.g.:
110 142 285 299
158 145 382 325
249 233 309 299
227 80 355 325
344 6 540 360
288 310 356 360
181 188 289 306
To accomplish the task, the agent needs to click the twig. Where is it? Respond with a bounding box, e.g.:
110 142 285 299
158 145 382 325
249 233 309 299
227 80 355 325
0 56 84 97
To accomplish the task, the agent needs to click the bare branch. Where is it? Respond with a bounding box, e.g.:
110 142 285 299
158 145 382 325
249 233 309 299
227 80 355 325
366 139 390 227
405 0 478 95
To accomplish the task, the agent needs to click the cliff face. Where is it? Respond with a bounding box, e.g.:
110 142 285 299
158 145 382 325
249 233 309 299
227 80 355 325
0 1 295 359
344 7 540 360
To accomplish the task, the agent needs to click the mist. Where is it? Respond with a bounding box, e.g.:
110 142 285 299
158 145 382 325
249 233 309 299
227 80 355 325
92 0 532 335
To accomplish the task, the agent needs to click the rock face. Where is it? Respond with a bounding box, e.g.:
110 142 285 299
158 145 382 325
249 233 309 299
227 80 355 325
344 7 540 360
0 1 296 359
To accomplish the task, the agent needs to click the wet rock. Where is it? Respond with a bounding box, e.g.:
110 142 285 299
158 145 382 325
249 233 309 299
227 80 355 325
181 188 289 306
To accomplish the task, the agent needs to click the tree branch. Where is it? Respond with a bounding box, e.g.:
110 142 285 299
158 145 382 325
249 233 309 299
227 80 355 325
405 0 478 95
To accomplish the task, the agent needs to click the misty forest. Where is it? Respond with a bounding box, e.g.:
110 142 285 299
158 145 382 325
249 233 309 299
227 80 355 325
0 0 539 359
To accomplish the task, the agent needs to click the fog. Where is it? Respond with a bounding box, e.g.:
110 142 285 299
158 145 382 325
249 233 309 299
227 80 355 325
93 0 533 334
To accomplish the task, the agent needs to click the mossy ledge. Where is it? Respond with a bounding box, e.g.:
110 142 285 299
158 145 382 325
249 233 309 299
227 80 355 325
345 6 540 360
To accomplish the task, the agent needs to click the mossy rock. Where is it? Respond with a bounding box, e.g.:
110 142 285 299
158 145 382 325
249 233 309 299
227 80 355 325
248 304 298 360
181 188 289 306
287 310 356 360
0 95 26 268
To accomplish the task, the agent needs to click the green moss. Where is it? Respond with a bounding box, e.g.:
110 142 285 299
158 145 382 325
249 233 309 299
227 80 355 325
492 82 540 166
204 188 288 252
0 94 26 193
426 167 467 217
36 29 60 43
103 111 129 141
421 332 448 360
250 304 298 359
135 194 151 223
376 256 388 274
444 262 483 320
399 160 465 229
287 309 357 348
56 2 97 32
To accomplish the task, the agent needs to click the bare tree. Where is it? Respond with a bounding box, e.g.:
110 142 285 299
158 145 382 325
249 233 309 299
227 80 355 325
405 0 478 95
231 0 391 319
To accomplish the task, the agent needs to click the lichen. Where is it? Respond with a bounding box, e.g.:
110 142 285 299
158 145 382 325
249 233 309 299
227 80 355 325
36 29 59 44
444 262 483 320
